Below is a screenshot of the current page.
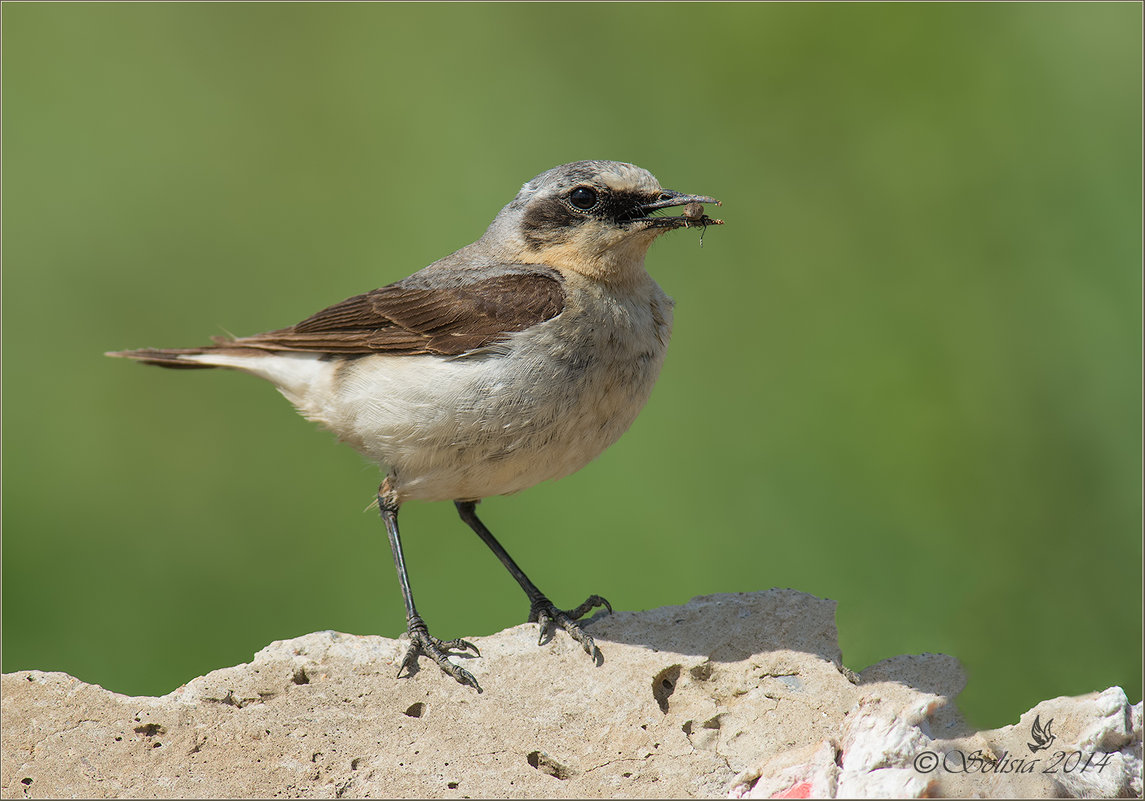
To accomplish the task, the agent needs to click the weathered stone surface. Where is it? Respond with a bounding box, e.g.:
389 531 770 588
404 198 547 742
2 590 1140 798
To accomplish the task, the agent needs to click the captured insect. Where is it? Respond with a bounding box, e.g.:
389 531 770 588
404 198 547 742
679 201 723 246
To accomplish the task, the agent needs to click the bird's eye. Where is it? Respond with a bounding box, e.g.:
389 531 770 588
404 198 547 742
568 186 598 210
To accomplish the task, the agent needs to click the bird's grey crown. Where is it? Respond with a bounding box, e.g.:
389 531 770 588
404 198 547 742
515 160 660 202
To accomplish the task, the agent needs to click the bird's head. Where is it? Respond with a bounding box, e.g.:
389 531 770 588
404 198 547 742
485 160 722 285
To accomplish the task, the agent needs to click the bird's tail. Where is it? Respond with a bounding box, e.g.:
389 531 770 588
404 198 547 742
106 347 219 369
105 343 271 370
106 343 329 409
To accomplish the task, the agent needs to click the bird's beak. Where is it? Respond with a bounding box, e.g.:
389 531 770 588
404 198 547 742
629 190 724 229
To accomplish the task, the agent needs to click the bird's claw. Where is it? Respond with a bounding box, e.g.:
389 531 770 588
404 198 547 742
529 594 611 657
399 616 482 692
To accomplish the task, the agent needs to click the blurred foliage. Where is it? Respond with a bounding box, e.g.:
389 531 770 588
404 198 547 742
2 3 1140 729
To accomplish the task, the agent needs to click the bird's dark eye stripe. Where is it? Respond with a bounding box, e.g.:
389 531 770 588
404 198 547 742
568 186 598 210
605 191 654 223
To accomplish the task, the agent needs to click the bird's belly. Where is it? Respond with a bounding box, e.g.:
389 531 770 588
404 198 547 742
297 304 671 503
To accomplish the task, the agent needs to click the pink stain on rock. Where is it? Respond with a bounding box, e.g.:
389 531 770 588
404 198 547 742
771 781 813 798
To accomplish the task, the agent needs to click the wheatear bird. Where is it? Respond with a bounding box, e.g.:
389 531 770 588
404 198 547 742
109 160 722 691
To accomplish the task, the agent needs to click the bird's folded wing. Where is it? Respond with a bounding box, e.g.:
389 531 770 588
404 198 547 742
225 269 565 357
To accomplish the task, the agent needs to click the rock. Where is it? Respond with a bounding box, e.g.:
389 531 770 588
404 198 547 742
1 590 1140 798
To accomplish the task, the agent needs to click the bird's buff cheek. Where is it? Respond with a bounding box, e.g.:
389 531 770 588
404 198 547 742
534 230 658 286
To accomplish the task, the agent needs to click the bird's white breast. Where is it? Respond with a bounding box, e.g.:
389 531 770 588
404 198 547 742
274 272 674 503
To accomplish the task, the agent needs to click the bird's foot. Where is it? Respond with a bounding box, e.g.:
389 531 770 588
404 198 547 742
528 594 612 660
398 615 482 692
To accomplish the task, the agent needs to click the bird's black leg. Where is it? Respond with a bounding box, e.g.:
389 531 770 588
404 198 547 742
455 500 611 661
378 482 481 692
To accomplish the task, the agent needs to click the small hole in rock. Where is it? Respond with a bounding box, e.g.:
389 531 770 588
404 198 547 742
351 758 361 770
152 742 162 748
527 750 571 780
134 723 164 737
292 667 310 685
651 664 682 713
21 779 32 786
404 702 425 718
447 781 459 789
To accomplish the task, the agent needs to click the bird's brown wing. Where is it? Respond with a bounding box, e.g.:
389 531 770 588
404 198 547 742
211 268 563 357
225 270 565 357
107 268 565 367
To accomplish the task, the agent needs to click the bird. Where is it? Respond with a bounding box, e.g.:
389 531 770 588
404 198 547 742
108 160 723 692
1028 715 1056 753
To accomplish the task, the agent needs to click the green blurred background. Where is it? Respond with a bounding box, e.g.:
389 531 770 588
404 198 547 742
3 3 1140 729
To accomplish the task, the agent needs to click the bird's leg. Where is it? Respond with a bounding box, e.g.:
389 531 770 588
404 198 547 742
378 481 481 692
454 500 611 660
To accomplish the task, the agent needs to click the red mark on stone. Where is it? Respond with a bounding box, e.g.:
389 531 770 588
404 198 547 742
772 781 813 799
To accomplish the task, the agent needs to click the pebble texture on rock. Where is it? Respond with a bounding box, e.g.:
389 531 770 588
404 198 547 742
2 590 1141 798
